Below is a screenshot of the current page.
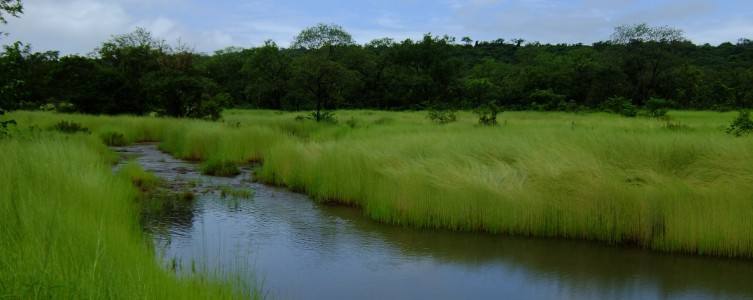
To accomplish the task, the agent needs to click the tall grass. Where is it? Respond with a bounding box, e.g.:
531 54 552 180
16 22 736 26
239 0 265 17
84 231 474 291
9 110 753 258
0 134 256 298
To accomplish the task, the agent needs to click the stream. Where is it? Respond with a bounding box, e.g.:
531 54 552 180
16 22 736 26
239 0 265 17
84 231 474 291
115 144 753 300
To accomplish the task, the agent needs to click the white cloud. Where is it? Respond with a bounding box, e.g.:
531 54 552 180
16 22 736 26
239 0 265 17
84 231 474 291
3 0 132 54
2 0 750 54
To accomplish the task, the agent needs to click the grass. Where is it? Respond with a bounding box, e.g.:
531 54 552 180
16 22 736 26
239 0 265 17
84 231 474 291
0 134 258 298
7 109 753 259
202 159 241 177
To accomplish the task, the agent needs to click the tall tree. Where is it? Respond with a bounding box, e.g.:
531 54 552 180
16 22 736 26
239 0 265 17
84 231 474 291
611 23 687 105
290 24 355 121
242 40 291 109
96 28 163 114
291 23 355 50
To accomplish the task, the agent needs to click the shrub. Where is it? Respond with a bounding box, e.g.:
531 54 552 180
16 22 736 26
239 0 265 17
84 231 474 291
101 131 127 146
645 97 675 118
426 110 457 124
726 110 753 137
201 159 241 177
309 110 338 124
53 120 90 134
476 101 501 126
0 112 16 138
601 96 638 117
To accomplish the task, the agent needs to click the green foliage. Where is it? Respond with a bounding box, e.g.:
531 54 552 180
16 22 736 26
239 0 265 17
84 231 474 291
101 131 126 146
426 109 457 124
201 159 241 177
601 96 638 117
0 0 23 36
310 110 338 124
4 23 753 117
0 108 15 137
528 89 566 111
645 97 674 118
292 23 355 50
726 110 753 137
53 120 90 134
476 101 501 126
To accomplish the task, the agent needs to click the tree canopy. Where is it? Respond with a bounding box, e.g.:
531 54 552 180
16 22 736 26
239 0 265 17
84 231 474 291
1 23 753 120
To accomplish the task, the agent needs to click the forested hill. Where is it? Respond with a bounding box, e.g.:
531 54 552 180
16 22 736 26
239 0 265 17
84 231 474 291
1 23 752 118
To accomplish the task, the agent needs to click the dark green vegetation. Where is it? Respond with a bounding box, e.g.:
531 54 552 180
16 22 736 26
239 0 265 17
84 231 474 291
201 159 241 177
2 23 753 120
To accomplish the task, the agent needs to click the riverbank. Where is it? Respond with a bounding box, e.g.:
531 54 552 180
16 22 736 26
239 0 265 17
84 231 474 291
0 134 256 298
7 109 753 258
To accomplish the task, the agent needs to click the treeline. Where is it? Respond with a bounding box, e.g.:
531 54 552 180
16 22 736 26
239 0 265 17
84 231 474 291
1 23 753 119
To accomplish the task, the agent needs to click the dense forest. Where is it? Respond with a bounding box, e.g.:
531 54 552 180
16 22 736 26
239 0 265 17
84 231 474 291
1 22 753 120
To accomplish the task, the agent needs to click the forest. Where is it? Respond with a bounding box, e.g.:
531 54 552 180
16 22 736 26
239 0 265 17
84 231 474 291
1 23 753 121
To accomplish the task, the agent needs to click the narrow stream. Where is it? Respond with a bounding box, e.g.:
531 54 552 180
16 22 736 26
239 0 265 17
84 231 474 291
115 144 753 300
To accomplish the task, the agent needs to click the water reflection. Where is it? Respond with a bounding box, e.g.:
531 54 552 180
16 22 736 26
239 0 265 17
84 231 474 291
117 144 753 300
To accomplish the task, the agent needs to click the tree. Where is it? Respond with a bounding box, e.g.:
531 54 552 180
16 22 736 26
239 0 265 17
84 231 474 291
197 46 252 106
290 24 356 121
291 23 355 50
95 28 164 114
291 50 354 121
0 0 22 37
461 36 473 47
610 23 687 105
242 40 291 109
0 0 21 126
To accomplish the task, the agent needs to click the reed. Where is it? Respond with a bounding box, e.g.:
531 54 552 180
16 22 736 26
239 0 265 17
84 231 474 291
9 110 753 258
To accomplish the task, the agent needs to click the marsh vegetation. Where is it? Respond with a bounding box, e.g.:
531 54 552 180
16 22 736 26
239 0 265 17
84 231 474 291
6 109 753 259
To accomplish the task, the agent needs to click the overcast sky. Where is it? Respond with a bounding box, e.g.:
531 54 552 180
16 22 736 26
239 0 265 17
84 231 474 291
1 0 751 55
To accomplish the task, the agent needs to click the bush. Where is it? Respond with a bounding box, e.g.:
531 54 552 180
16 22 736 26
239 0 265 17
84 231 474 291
101 131 127 146
0 110 16 138
426 110 457 124
645 97 675 118
310 110 338 124
53 121 90 134
726 110 753 137
476 101 501 126
201 159 241 177
601 96 638 117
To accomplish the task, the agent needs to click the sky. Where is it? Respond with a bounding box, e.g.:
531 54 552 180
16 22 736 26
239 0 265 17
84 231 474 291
1 0 751 55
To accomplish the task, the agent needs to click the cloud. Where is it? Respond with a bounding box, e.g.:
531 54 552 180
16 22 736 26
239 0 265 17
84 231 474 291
2 0 750 54
3 0 132 54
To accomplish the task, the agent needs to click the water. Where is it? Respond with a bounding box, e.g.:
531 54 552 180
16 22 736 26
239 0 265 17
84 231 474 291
116 144 753 300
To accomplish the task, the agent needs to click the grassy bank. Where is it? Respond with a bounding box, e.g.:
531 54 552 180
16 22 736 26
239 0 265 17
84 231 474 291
7 110 753 258
0 133 255 298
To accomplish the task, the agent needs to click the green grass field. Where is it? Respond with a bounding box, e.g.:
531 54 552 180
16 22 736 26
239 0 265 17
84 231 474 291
4 109 753 271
